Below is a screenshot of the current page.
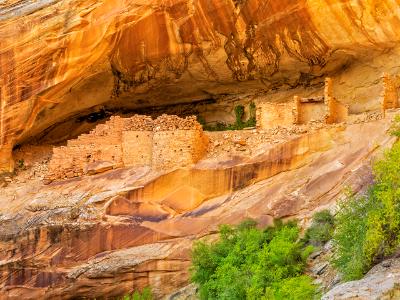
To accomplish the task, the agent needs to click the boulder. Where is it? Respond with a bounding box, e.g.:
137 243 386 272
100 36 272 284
85 161 115 175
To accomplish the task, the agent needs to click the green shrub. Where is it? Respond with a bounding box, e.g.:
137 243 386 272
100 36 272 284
197 115 206 126
17 159 25 169
303 210 334 247
121 287 153 300
333 139 400 281
332 191 373 280
234 105 245 126
202 102 257 131
390 115 400 137
191 219 319 300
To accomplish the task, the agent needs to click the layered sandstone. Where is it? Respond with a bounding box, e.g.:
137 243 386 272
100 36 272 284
256 78 349 129
2 0 400 171
0 112 398 299
47 114 208 180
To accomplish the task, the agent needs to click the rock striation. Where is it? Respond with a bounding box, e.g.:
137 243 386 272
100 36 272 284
0 113 397 299
2 0 400 171
322 258 400 300
46 114 208 180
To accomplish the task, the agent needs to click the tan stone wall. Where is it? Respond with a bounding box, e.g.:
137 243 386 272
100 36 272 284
257 78 348 128
325 98 348 124
381 73 399 115
297 101 326 124
0 144 14 173
122 131 153 167
47 114 208 180
324 78 349 124
152 130 208 170
256 102 295 129
47 116 125 180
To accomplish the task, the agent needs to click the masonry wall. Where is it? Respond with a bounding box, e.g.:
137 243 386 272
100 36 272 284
47 114 209 180
382 73 399 115
297 101 326 124
324 78 349 124
122 131 153 167
257 78 348 129
325 98 348 124
47 116 125 179
256 102 295 129
152 130 208 170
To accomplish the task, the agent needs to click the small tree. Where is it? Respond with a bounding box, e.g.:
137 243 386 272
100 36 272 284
191 220 319 299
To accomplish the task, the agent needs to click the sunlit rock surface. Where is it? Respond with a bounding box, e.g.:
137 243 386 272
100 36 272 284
1 0 400 170
322 258 400 300
0 116 396 299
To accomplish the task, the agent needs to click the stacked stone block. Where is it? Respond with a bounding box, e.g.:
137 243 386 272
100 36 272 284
47 114 208 180
381 73 399 117
256 102 295 130
324 78 349 124
257 78 348 129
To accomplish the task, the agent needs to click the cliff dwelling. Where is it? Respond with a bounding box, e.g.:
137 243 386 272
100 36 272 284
3 1 400 298
256 78 349 130
7 74 399 185
382 73 400 116
46 115 209 180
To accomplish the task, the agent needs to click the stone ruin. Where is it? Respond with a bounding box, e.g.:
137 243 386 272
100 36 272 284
42 75 400 181
257 75 400 130
256 78 349 130
46 114 209 180
381 73 400 117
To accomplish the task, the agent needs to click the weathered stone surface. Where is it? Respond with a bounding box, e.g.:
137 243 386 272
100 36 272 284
1 0 400 170
322 258 400 300
0 115 396 299
85 160 115 175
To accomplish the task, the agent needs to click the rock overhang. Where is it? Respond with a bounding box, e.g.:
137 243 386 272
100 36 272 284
1 0 400 171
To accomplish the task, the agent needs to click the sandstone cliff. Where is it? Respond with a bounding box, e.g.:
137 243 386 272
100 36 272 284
0 115 396 298
1 0 400 171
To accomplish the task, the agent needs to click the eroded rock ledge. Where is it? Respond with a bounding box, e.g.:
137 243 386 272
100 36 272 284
1 0 400 170
0 113 397 299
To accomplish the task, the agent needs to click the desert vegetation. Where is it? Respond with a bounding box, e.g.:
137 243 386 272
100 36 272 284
121 287 153 300
332 116 400 280
199 102 257 131
302 210 334 248
190 219 319 300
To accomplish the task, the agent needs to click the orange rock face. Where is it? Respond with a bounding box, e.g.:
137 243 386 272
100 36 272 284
0 114 397 299
1 0 400 170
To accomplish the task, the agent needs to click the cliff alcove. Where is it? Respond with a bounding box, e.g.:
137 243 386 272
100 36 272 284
2 0 400 299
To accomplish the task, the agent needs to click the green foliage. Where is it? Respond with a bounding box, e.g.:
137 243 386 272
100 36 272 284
197 115 206 126
121 287 153 300
17 159 25 169
191 219 319 300
333 139 400 281
202 102 257 131
303 210 334 247
234 105 245 126
390 115 400 137
264 276 319 300
332 191 373 280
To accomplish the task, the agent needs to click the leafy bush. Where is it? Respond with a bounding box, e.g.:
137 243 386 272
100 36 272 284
234 105 245 126
191 220 319 300
390 115 400 137
333 139 400 281
121 287 153 300
17 159 25 169
303 210 335 247
332 191 373 280
202 102 257 131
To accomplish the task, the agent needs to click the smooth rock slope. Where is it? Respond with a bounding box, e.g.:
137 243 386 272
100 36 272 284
0 116 396 299
1 0 400 170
